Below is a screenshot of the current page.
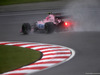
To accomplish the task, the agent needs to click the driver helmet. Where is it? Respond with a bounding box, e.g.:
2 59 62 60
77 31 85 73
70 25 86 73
48 12 53 15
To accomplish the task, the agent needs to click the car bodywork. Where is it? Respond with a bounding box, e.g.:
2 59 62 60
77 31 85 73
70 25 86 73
21 13 73 34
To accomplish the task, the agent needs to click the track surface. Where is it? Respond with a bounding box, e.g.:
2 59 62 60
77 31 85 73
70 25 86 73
0 0 100 75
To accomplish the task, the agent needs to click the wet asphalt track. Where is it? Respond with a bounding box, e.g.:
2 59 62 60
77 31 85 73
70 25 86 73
0 0 100 75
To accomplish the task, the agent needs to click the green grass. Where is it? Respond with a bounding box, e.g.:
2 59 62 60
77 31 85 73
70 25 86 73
0 0 58 6
0 45 42 74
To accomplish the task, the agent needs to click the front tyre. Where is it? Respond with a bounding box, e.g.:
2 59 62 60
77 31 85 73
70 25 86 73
22 23 31 34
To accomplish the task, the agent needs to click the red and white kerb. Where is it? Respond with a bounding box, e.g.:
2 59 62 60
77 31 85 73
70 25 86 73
0 41 75 75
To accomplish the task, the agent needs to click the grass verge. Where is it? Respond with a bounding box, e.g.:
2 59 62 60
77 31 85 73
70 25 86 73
0 45 42 74
0 0 59 6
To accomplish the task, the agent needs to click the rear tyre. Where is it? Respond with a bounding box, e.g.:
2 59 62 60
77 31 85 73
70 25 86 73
45 22 55 34
22 23 31 34
56 21 64 32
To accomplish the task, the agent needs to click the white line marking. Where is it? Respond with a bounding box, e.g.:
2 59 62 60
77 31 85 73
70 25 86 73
36 59 66 63
43 51 70 54
42 54 71 58
39 48 69 52
22 64 54 68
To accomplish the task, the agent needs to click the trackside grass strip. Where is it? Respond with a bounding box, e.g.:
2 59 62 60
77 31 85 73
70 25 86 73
0 45 42 73
0 0 58 6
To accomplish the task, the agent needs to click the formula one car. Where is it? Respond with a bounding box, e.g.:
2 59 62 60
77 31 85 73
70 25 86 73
21 13 72 34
